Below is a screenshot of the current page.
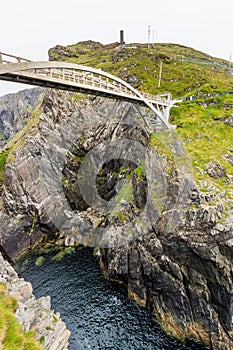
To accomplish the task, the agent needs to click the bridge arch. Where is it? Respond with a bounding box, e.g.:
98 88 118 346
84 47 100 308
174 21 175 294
0 55 175 130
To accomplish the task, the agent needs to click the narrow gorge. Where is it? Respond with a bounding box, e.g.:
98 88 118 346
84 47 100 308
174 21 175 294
0 42 232 350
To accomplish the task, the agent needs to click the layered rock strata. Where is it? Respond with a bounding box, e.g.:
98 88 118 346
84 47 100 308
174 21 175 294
0 89 232 350
0 252 70 349
0 88 44 149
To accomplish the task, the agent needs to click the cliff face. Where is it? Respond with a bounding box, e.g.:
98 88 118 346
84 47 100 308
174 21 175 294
0 88 44 149
1 89 157 258
0 251 70 349
100 216 233 350
0 89 232 350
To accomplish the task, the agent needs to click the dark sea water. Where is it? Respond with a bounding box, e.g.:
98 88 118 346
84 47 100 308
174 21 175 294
16 248 211 350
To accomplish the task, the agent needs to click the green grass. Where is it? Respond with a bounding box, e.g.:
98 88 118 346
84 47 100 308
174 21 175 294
0 151 8 184
6 107 42 164
0 130 6 141
2 40 233 200
0 283 44 350
170 95 233 193
131 163 145 182
47 40 233 200
48 42 233 98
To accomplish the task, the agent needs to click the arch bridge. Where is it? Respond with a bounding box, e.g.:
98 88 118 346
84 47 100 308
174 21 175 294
0 51 177 130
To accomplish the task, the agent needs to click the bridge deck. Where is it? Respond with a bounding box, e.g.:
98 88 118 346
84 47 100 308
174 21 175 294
0 71 170 106
0 51 177 130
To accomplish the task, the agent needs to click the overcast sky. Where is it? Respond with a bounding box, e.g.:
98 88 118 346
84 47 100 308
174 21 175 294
0 0 232 96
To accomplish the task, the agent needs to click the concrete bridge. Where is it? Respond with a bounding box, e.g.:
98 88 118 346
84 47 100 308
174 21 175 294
0 51 177 130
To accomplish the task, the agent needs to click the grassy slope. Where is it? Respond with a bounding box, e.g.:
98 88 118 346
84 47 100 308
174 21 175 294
49 41 233 97
0 107 42 185
0 283 44 350
0 152 7 184
49 41 233 199
172 99 233 195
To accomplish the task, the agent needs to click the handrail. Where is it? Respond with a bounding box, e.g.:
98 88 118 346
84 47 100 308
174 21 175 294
0 52 177 130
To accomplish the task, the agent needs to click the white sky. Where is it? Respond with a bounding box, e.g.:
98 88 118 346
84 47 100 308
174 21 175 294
0 0 232 96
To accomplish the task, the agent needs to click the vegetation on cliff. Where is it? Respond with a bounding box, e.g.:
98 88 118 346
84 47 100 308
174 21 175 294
48 40 233 202
0 151 7 184
3 41 233 194
0 283 44 350
1 40 233 350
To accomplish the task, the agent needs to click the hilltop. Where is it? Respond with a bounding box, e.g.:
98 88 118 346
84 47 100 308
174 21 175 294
48 40 233 201
48 40 233 97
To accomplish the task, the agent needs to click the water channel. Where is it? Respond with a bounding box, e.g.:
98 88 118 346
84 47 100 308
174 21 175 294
16 247 211 350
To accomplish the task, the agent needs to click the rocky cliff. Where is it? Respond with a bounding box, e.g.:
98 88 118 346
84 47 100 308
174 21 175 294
0 251 70 349
100 210 233 350
0 88 44 149
0 87 232 350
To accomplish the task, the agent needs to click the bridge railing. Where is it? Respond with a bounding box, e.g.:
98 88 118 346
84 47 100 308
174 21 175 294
0 51 174 110
0 51 31 64
28 66 139 98
140 92 172 105
0 51 177 129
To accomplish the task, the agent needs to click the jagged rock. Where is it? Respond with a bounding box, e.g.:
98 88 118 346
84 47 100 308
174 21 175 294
125 74 141 87
0 88 232 350
1 89 152 256
0 212 49 262
0 88 44 149
224 114 233 127
100 213 233 350
206 160 226 179
223 153 233 166
0 252 70 349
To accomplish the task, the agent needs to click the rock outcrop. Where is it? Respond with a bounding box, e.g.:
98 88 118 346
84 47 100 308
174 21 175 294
0 252 70 349
100 205 233 350
0 88 232 350
1 89 155 259
0 88 44 149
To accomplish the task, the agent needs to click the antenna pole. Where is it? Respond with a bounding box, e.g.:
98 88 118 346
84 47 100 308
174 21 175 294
158 61 163 88
147 25 151 49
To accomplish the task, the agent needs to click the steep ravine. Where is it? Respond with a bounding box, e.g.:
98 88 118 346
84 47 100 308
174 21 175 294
0 89 232 350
